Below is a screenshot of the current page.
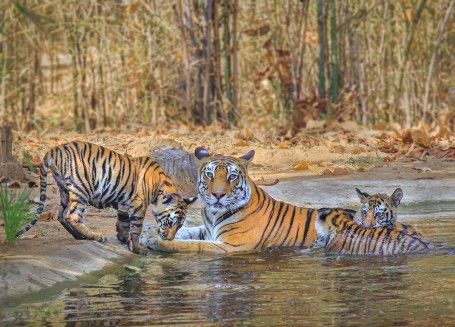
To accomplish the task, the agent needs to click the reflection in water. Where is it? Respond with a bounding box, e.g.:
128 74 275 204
1 217 455 326
320 256 410 326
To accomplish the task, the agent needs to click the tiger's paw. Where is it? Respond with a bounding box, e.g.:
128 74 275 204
127 239 148 255
95 233 107 243
140 234 163 252
116 230 129 243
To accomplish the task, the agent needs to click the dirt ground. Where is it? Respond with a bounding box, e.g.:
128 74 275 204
1 126 455 304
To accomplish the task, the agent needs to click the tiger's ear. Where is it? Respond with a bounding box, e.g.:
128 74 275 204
390 188 403 208
195 147 211 161
355 188 369 203
239 150 255 166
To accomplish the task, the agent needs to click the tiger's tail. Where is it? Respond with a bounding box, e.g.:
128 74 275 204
15 152 52 238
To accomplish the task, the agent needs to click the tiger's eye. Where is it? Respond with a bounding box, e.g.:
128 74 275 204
375 212 384 218
228 174 237 182
206 171 214 179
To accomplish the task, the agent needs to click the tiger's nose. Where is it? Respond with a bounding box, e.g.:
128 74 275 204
212 191 226 200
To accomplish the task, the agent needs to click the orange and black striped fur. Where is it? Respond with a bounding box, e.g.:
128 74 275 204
354 188 422 237
15 141 196 254
140 148 320 254
316 208 431 255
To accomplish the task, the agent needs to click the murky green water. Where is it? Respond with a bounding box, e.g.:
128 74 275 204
1 214 455 326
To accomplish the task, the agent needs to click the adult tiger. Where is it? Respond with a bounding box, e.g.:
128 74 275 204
316 208 431 255
15 141 196 254
354 188 423 237
140 147 321 254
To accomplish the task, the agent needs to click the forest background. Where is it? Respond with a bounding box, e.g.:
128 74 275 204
1 0 453 133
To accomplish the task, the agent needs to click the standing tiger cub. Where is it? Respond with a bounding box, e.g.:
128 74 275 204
15 141 196 255
141 147 322 254
354 188 422 237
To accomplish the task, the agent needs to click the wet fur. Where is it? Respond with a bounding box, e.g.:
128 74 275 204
316 208 431 255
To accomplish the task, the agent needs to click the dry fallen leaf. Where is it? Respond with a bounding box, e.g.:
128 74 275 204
411 128 431 148
31 156 42 167
293 161 310 170
332 145 346 153
333 167 349 176
323 168 349 176
39 212 55 221
277 143 289 149
322 169 333 176
237 129 254 141
352 147 365 154
234 140 249 147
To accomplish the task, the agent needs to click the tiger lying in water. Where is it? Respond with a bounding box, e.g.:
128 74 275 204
141 147 322 254
354 188 423 237
316 208 432 255
15 141 196 254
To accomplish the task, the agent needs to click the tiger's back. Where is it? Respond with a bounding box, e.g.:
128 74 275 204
317 208 431 255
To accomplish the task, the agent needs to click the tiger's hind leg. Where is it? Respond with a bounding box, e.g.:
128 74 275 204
63 191 106 243
57 191 85 240
52 172 87 240
116 211 130 244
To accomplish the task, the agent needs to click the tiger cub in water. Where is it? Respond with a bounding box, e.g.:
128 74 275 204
315 208 431 255
15 141 196 255
354 188 423 238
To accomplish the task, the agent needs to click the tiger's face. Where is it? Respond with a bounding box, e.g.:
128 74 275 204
194 147 255 213
152 193 197 240
354 188 403 228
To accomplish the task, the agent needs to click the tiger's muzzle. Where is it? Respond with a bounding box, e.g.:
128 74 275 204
363 212 379 227
157 223 179 240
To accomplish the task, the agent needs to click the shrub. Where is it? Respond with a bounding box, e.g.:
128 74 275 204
0 184 34 244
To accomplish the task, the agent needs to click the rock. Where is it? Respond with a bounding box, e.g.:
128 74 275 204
152 147 198 197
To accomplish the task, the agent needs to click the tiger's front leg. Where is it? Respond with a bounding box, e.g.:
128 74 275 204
116 211 130 243
127 201 148 255
140 236 231 254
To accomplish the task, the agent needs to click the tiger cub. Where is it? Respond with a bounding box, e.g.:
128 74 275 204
316 208 431 255
354 188 422 238
15 141 196 255
141 147 323 254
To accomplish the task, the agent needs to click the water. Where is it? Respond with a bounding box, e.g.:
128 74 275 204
1 215 455 326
